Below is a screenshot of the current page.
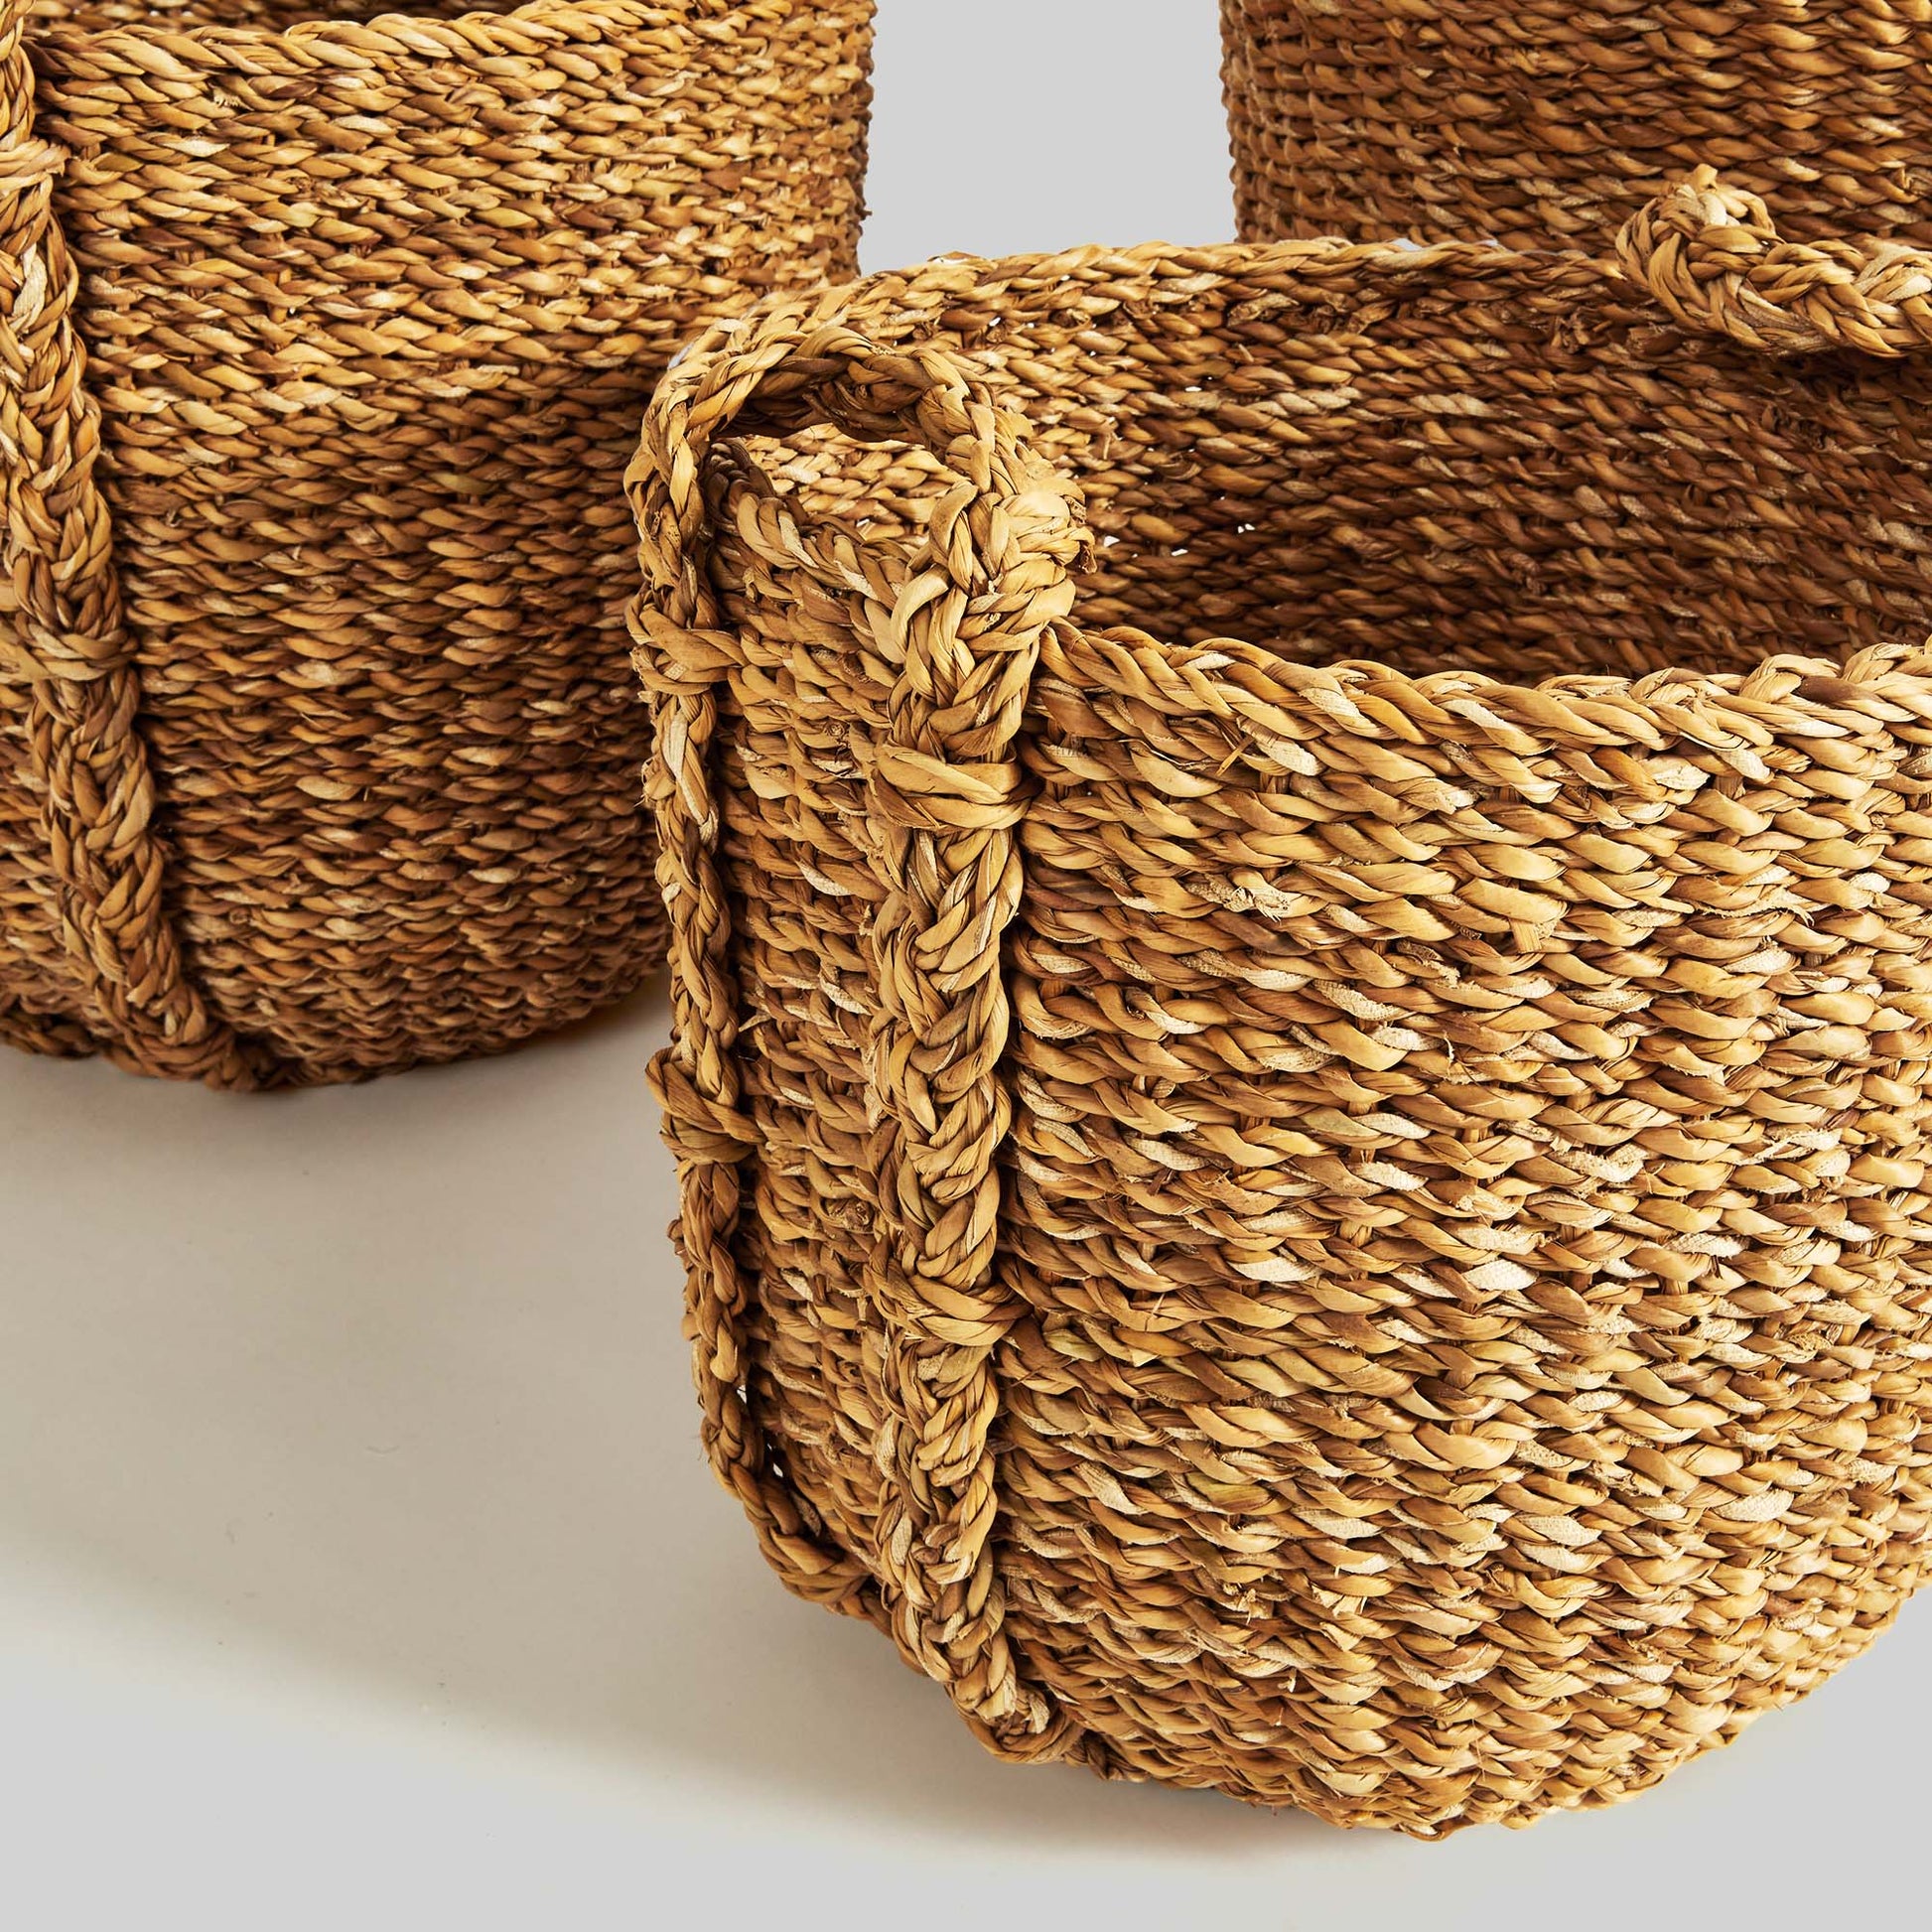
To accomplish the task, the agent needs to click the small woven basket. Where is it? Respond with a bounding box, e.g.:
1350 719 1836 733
0 0 872 1086
629 180 1932 1836
1223 0 1932 250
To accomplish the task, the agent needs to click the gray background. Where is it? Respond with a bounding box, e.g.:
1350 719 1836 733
3 4 1925 1928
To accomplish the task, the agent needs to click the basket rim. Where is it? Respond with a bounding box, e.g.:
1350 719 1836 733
852 231 1584 298
658 231 1932 724
27 0 828 68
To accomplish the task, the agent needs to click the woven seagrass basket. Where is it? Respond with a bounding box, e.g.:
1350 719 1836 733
0 0 872 1086
1223 0 1932 250
628 178 1932 1836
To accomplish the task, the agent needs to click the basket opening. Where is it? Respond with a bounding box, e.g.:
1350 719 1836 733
748 261 1932 690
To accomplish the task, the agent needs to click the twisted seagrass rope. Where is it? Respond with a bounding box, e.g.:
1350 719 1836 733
1222 0 1932 252
1620 166 1932 357
629 183 1932 1834
630 311 1098 1753
0 0 276 1085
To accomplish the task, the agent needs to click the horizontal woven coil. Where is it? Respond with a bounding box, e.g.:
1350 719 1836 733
1222 0 1932 251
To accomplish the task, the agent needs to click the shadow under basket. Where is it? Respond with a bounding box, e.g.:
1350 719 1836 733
627 179 1932 1835
0 0 873 1086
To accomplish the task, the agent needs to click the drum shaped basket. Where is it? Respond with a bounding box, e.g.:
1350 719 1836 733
1223 0 1932 251
0 0 872 1086
629 178 1932 1836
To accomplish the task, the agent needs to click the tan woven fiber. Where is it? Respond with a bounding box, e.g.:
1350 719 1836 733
0 0 873 1086
628 180 1932 1836
1223 0 1932 251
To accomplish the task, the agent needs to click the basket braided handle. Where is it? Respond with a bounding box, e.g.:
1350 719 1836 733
628 305 1092 1754
1618 165 1932 356
0 6 276 1086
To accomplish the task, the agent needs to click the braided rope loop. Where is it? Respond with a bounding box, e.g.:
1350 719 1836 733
627 309 1089 1748
1619 165 1932 357
0 3 276 1085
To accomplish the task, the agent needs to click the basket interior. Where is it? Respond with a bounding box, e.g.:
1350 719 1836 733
742 254 1932 689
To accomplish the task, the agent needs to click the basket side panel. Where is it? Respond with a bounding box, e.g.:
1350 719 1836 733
24 1 872 1078
996 626 1932 1833
1222 0 1932 251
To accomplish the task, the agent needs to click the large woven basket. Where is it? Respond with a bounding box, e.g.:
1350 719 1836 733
1223 0 1932 250
0 0 871 1086
629 180 1932 1836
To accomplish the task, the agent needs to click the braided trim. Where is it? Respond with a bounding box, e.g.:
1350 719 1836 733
0 9 280 1087
1618 165 1932 357
627 307 1091 1751
627 298 885 1620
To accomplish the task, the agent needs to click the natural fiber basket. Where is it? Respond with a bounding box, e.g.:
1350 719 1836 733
628 178 1932 1836
1223 0 1932 250
0 0 872 1086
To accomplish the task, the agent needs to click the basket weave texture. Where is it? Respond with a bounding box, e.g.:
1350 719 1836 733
1222 0 1932 251
628 181 1932 1835
0 0 872 1086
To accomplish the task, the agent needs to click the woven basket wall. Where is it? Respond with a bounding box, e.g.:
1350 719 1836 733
1222 0 1932 250
0 0 872 1087
628 181 1932 1836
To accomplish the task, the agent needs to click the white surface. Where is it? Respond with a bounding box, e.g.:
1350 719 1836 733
5 5 1930 1930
